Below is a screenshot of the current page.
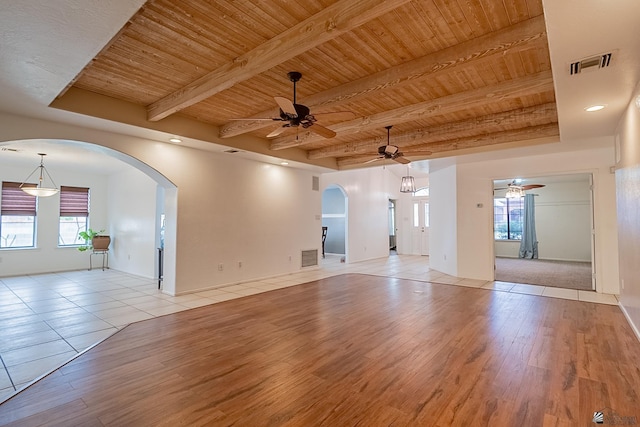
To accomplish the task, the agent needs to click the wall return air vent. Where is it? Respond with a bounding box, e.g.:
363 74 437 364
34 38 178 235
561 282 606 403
570 52 612 75
301 249 318 268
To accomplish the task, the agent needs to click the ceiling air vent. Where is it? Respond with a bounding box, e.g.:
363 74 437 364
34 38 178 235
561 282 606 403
223 149 242 154
570 52 612 75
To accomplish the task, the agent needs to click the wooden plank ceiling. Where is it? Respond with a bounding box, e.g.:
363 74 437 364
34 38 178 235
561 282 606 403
63 0 557 169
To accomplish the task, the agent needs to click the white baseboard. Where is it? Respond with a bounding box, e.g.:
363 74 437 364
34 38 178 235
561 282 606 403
619 301 640 343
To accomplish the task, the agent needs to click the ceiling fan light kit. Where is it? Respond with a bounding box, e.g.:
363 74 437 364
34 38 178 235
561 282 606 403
505 186 524 198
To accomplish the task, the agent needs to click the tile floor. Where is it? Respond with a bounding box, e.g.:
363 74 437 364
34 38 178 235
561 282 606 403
0 254 619 403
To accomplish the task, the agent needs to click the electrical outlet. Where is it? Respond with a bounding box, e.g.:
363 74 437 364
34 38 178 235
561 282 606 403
238 261 242 268
218 263 223 271
288 255 292 262
621 279 625 290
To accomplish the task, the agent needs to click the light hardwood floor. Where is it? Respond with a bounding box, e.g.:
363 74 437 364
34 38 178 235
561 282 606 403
0 273 638 426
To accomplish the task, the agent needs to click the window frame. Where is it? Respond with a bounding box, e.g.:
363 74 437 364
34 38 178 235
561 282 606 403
1 181 37 249
58 186 90 247
493 196 524 241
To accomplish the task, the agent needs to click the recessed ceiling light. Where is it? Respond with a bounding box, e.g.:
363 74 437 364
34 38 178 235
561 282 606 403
280 161 289 166
585 105 605 112
169 137 182 143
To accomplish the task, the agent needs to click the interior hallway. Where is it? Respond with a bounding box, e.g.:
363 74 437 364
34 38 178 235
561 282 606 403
0 254 619 403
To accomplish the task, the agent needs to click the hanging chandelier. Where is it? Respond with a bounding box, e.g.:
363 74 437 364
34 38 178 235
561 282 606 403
400 165 416 193
20 153 59 197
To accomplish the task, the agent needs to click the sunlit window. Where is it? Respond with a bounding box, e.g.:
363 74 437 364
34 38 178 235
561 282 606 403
1 182 36 248
59 186 89 246
494 197 523 240
414 187 429 197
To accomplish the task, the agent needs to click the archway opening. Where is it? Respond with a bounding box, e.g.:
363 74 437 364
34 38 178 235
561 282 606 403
0 138 178 294
321 185 348 262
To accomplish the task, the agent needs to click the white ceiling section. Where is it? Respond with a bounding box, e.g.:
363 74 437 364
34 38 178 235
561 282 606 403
0 0 145 116
0 0 639 170
543 0 640 142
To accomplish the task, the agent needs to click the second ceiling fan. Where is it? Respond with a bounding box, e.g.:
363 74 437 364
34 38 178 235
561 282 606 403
366 126 432 164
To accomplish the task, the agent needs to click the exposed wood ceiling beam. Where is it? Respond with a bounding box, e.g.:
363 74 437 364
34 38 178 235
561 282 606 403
270 71 555 150
336 123 560 167
308 103 558 159
147 0 412 122
219 16 547 139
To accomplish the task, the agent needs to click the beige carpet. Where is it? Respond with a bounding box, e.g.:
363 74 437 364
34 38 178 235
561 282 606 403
495 257 593 291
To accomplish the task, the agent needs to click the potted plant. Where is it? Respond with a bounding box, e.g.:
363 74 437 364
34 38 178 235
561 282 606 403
78 228 110 252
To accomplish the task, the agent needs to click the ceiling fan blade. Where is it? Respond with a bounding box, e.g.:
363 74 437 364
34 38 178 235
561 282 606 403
274 97 297 117
364 157 383 164
309 123 336 138
393 156 411 164
403 150 433 157
521 184 546 190
313 111 356 121
266 126 289 138
228 118 282 121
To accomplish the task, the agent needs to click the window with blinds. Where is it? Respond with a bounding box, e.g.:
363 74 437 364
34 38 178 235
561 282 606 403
1 182 37 248
59 186 89 246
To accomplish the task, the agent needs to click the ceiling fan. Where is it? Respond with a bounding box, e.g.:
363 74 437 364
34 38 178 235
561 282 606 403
495 180 546 191
230 71 354 139
365 126 432 165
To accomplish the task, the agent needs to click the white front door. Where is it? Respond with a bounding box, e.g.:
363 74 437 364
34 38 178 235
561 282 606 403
411 199 429 255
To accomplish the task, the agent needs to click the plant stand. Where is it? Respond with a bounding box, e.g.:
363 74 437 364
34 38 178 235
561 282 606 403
90 249 109 271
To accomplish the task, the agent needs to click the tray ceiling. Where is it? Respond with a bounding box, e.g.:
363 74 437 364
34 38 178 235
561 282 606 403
54 0 558 170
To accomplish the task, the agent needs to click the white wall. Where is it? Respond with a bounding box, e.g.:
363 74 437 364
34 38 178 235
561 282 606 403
321 167 406 263
494 179 592 262
0 160 108 276
429 140 619 293
428 162 458 276
107 168 158 278
0 112 322 295
615 84 640 337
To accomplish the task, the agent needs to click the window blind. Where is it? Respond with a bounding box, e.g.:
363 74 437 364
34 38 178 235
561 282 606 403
1 182 36 215
60 186 89 217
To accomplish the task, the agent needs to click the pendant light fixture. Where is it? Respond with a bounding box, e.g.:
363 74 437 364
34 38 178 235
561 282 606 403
20 153 59 197
400 167 416 193
380 125 416 193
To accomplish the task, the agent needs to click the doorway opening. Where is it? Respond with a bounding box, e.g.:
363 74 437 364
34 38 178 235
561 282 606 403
492 173 595 291
388 199 397 254
411 187 430 256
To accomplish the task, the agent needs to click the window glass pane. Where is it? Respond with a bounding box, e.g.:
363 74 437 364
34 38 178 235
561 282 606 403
493 197 523 240
59 216 88 246
1 215 35 248
414 187 429 197
493 198 508 240
413 202 419 227
388 200 395 237
424 202 430 227
508 198 524 240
